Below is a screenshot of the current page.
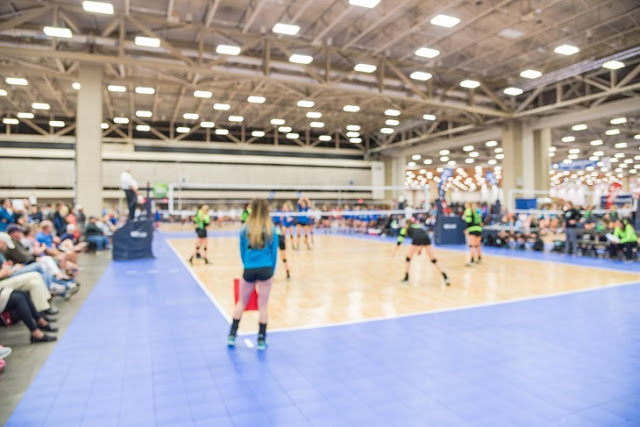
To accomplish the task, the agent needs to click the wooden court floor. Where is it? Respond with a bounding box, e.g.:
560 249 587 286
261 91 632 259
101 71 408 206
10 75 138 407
169 234 640 333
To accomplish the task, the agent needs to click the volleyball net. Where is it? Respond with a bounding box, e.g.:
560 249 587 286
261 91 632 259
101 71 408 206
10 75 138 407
163 183 430 215
155 182 435 235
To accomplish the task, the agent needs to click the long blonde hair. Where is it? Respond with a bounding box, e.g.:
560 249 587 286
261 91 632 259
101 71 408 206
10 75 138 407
246 198 273 248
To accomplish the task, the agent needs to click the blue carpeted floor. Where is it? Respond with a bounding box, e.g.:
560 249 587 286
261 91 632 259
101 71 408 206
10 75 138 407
7 232 640 426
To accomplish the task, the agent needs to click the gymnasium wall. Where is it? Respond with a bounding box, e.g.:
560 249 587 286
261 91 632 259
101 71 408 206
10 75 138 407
0 137 379 206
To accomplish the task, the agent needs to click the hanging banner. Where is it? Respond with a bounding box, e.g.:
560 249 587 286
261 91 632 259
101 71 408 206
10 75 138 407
438 168 453 200
485 171 498 186
552 159 597 171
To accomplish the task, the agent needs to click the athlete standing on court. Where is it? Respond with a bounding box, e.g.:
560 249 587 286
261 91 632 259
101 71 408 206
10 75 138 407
189 204 211 264
464 202 483 266
296 193 312 250
271 205 291 279
393 218 450 285
282 201 297 250
228 199 279 350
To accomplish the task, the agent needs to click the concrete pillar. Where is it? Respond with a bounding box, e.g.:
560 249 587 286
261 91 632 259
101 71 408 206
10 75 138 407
384 155 407 201
533 127 552 192
502 120 549 209
75 64 104 216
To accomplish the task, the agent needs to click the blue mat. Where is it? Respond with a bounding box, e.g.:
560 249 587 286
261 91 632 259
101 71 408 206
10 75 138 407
7 233 640 426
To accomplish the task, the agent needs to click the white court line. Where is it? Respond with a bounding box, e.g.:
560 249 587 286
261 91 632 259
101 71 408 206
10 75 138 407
267 279 640 334
244 338 254 348
166 239 232 324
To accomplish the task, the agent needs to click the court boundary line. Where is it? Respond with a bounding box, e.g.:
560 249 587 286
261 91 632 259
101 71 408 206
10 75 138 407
267 279 640 334
164 232 640 335
165 237 232 324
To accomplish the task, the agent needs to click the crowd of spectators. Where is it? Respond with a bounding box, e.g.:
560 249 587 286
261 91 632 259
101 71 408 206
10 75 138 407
0 198 117 371
478 201 638 262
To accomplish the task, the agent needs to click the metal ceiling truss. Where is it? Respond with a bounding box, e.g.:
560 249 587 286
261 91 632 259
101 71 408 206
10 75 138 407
0 0 638 158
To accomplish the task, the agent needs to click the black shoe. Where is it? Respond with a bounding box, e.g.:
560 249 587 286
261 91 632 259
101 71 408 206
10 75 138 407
188 256 193 264
41 314 57 322
31 334 57 343
204 258 209 264
286 271 291 280
40 324 59 332
401 275 409 283
196 253 202 259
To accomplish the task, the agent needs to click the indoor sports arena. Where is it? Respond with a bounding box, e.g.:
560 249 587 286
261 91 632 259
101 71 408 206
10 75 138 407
1 1 640 426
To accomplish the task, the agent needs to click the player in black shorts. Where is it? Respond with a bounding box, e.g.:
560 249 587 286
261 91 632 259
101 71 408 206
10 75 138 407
463 203 483 266
393 218 450 285
272 208 291 279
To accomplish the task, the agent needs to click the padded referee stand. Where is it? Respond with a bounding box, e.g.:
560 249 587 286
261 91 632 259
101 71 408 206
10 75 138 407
112 184 155 261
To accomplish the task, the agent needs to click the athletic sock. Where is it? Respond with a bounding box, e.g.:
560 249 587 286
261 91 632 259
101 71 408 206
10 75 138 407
229 318 240 337
258 323 267 340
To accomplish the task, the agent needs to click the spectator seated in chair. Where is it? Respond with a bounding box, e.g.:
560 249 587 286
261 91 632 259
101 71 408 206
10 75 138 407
0 288 57 343
84 216 110 250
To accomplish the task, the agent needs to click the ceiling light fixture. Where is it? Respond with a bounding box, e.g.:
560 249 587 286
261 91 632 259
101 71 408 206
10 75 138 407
31 102 50 110
520 69 542 79
200 121 215 128
415 47 440 58
5 77 28 85
349 0 381 8
460 79 480 89
410 71 432 81
354 63 377 73
135 86 155 95
289 54 313 65
107 85 126 92
194 90 212 98
297 100 314 108
602 60 624 70
82 1 114 15
247 96 266 104
503 87 523 96
554 44 580 55
213 103 230 110
343 105 360 112
135 36 160 48
272 23 300 36
430 14 460 28
216 44 241 55
43 26 73 38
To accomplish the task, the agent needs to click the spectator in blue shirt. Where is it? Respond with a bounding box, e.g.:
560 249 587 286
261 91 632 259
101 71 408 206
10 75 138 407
0 199 14 232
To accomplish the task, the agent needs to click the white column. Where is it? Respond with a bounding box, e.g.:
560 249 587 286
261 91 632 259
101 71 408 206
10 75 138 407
75 64 103 216
502 121 551 209
534 127 552 192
